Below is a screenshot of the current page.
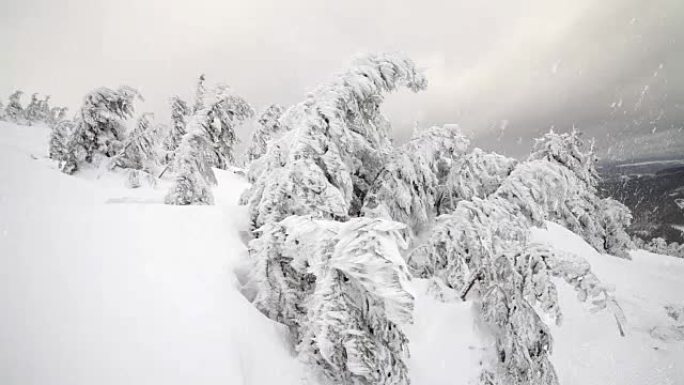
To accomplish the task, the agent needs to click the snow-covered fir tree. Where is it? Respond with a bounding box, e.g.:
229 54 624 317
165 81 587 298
408 196 625 385
59 86 140 174
5 90 25 123
113 113 157 171
240 52 427 230
518 129 634 258
193 85 254 169
248 216 415 385
192 74 207 113
48 119 76 163
38 95 51 123
246 104 285 163
24 93 42 124
599 198 635 258
164 96 190 162
164 115 218 205
361 124 469 241
247 216 332 329
438 148 517 214
529 128 598 188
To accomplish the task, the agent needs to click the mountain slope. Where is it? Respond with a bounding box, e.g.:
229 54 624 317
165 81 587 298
0 121 683 385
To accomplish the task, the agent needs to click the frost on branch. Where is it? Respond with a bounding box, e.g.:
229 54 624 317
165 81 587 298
361 124 469 242
240 52 427 230
438 148 517 214
246 104 285 163
247 216 415 385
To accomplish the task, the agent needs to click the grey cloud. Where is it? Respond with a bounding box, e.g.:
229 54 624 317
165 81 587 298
1 0 682 160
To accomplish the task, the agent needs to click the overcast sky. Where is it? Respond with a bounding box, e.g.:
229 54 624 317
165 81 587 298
1 0 682 159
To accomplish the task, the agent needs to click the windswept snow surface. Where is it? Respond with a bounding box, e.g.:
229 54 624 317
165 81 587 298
1 121 683 385
0 122 305 385
532 222 684 385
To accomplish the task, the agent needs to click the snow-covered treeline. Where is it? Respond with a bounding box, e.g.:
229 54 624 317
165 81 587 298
0 90 68 126
28 51 649 385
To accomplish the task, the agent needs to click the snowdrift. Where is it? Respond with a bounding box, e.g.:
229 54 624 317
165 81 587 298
1 121 683 385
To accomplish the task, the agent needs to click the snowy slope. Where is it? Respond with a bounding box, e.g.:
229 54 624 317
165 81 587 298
0 122 305 385
1 121 683 385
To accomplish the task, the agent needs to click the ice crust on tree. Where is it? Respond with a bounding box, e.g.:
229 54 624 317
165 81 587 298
5 91 25 123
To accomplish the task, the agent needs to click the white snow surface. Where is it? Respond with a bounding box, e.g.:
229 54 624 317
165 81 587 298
1 121 683 385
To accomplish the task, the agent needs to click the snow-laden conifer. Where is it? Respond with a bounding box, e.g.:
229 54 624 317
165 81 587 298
113 113 157 171
38 95 51 123
247 215 414 385
241 53 427 230
599 198 635 258
164 114 217 205
528 128 598 187
48 120 76 162
164 96 190 162
438 148 517 213
247 216 332 329
192 85 253 169
410 197 625 385
510 128 634 257
24 93 42 124
246 104 285 162
192 74 207 113
60 86 141 174
362 124 469 240
494 159 599 236
5 90 25 123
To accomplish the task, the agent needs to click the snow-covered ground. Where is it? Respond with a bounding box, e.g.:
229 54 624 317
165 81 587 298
1 121 683 385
